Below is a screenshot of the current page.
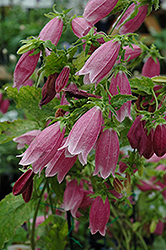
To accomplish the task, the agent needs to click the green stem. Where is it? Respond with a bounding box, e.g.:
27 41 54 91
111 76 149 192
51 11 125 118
30 181 47 250
46 181 54 215
110 203 130 250
152 88 158 112
125 220 148 250
109 2 132 35
105 81 112 98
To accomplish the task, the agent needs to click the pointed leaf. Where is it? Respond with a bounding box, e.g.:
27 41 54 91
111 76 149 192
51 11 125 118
6 86 59 122
0 193 38 248
0 119 39 144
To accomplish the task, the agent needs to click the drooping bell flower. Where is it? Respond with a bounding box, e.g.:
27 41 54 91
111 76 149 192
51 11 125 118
71 17 93 38
0 98 10 114
45 138 77 183
137 179 161 192
153 124 166 157
76 40 120 84
89 196 110 236
94 129 119 178
109 71 132 122
141 128 154 159
142 57 160 78
83 0 118 26
39 17 63 45
19 122 65 174
39 73 58 107
63 179 84 218
13 50 40 90
59 106 102 165
13 130 41 150
116 3 148 35
55 66 70 93
13 169 34 203
116 44 142 64
154 220 164 235
127 115 154 159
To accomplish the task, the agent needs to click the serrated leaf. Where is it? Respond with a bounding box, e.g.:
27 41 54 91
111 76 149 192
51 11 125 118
0 193 37 248
130 76 154 95
111 94 137 110
67 46 78 59
73 51 90 71
6 86 59 122
44 51 67 76
45 40 57 51
0 119 39 144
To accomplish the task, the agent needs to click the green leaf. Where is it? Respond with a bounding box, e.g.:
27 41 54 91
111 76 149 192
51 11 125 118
67 46 78 59
0 193 37 248
49 176 66 202
37 215 68 250
44 51 67 76
130 76 155 95
111 94 137 110
152 76 166 84
73 51 90 71
6 86 59 123
0 119 39 144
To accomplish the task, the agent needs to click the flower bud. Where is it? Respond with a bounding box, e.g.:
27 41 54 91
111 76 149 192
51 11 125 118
39 17 63 46
113 178 123 193
13 50 40 90
142 57 160 78
39 73 58 107
116 3 148 35
153 124 166 157
55 66 70 93
72 17 93 38
83 0 118 26
13 169 34 203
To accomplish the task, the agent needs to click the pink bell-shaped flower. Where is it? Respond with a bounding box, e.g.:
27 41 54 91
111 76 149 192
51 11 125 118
19 122 65 174
89 196 110 236
63 179 84 218
142 56 160 78
76 40 120 84
39 17 63 45
0 98 10 114
13 50 40 90
153 124 166 157
109 71 132 122
127 115 154 159
45 138 77 183
154 220 164 235
59 106 102 165
13 169 34 203
94 129 119 178
13 130 41 150
55 66 70 93
116 44 142 63
72 17 93 38
83 0 118 26
116 3 148 35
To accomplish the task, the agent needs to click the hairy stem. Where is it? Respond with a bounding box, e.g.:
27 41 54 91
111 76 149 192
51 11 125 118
31 181 47 250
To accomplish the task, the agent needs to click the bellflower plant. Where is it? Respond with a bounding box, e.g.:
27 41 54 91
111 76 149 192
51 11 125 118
1 0 166 249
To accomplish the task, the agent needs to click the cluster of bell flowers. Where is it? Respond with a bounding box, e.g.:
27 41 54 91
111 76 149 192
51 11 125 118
11 0 165 237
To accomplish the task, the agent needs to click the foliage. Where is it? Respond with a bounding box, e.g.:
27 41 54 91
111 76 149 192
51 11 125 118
0 0 166 250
